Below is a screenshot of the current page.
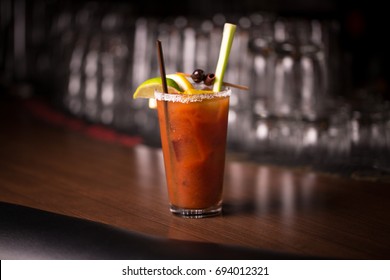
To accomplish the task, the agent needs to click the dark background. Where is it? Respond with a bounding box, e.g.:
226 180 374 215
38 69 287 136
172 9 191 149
1 0 390 172
1 0 388 99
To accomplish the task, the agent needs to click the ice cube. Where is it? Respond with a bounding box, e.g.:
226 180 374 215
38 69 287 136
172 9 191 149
171 137 203 164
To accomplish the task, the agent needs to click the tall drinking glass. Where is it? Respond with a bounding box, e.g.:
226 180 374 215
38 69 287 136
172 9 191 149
155 88 231 218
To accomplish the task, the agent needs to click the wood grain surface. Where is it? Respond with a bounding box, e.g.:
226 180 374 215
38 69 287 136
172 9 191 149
1 99 390 259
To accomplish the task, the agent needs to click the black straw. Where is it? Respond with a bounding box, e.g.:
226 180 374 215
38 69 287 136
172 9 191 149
156 40 168 93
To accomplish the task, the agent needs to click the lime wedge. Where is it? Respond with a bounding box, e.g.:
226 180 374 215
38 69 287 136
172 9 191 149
133 77 182 99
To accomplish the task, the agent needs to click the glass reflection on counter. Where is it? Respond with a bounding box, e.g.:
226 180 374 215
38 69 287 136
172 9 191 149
223 162 324 219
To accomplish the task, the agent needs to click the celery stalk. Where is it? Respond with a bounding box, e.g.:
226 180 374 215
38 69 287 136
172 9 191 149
213 23 236 92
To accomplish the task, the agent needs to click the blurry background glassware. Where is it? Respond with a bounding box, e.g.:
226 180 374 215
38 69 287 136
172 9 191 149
3 0 389 175
268 18 331 121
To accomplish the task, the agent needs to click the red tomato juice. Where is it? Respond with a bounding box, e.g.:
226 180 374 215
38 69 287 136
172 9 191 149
156 94 230 212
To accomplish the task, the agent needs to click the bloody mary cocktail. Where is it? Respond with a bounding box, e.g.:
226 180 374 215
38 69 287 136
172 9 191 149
155 89 230 217
133 23 241 217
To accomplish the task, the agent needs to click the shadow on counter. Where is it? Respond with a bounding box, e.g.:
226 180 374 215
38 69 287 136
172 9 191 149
0 202 320 260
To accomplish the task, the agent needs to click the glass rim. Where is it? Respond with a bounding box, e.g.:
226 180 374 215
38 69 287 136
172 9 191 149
154 87 231 103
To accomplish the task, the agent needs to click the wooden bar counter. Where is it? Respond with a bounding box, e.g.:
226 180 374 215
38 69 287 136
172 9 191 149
1 98 390 259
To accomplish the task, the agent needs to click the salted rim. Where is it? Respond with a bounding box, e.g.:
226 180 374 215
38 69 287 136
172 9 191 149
154 88 231 103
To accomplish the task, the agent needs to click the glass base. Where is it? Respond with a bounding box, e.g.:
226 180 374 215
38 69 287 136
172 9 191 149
170 203 222 218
